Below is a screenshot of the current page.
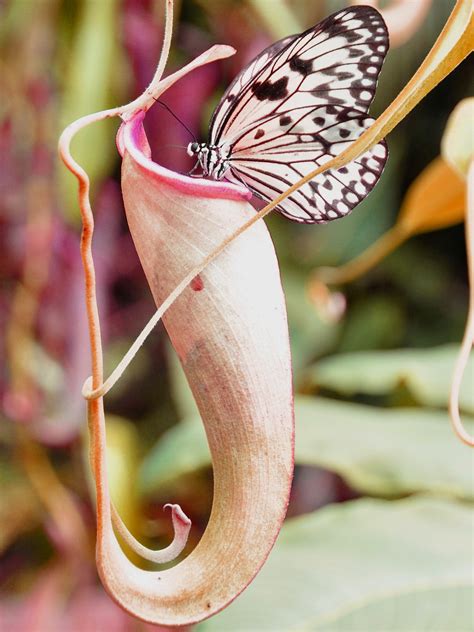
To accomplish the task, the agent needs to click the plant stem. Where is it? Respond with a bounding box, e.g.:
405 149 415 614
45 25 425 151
314 225 407 286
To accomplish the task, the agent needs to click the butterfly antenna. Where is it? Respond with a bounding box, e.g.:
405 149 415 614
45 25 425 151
154 144 189 152
153 98 197 141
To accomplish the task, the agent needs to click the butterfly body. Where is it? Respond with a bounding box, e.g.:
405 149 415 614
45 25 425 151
187 141 232 180
192 6 389 224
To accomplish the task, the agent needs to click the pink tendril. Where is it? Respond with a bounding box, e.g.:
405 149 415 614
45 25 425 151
449 160 474 446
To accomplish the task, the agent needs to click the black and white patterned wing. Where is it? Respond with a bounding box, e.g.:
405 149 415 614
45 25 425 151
228 104 387 223
210 34 297 137
209 5 389 223
211 6 389 146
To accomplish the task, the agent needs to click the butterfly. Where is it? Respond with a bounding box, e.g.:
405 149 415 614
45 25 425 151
187 6 389 224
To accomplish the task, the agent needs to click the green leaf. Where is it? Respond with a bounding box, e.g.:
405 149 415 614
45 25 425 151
295 397 473 499
337 294 406 352
247 0 303 39
139 415 209 494
282 270 340 371
199 497 473 631
304 344 474 412
138 396 474 499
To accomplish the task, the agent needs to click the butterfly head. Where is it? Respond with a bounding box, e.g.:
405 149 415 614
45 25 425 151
187 141 202 157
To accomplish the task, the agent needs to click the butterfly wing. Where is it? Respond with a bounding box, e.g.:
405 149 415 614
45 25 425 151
210 6 389 223
210 34 297 138
228 104 387 223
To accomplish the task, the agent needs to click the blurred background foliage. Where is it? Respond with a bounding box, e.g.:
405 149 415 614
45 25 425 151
0 0 472 630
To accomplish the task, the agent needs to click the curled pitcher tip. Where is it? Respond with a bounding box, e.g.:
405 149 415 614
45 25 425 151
164 503 192 527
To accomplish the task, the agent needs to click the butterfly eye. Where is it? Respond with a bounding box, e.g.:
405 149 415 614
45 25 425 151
187 142 200 156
